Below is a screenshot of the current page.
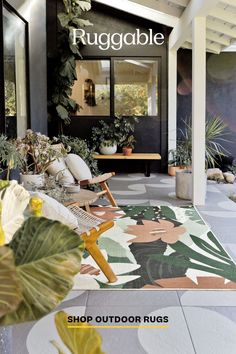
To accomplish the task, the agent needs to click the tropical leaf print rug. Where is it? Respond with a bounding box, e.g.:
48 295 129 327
73 205 236 290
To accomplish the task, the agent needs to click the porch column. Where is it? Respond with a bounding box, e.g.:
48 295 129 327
168 48 177 152
192 17 206 205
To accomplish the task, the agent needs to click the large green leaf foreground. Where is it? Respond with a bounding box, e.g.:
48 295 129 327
0 217 84 326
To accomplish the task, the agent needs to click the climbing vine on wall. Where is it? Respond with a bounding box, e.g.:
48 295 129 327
48 0 92 127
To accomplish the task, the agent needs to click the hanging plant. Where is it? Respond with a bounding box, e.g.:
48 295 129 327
48 0 93 127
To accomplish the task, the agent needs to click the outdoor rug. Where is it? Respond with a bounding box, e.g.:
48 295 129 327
73 205 236 290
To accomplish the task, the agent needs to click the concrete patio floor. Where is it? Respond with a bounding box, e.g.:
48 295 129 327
12 173 236 354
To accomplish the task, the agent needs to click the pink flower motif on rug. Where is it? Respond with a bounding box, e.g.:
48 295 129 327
126 219 186 244
91 206 124 220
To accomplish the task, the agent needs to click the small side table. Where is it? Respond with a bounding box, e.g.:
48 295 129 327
63 189 98 213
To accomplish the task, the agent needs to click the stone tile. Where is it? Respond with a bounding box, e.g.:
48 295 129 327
12 305 87 354
116 199 150 206
178 291 236 307
87 290 180 307
85 305 194 354
56 290 89 309
183 306 236 354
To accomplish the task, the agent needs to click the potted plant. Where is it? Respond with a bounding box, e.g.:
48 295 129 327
121 135 136 156
175 115 228 200
91 115 139 155
0 135 23 181
15 130 64 190
113 115 139 146
91 120 117 155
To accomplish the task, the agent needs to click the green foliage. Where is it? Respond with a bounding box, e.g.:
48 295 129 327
5 81 16 116
170 115 229 168
0 217 84 325
48 0 92 125
0 135 23 177
115 84 149 116
59 135 100 176
121 135 136 149
91 116 139 150
0 246 22 318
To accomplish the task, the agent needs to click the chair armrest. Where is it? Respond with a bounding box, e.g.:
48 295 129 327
80 172 115 186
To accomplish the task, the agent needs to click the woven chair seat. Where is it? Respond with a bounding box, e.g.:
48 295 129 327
67 204 105 233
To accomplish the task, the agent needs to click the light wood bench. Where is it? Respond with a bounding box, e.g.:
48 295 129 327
93 153 161 177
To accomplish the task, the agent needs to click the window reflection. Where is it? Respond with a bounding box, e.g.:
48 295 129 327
114 59 158 116
72 60 110 116
3 5 28 138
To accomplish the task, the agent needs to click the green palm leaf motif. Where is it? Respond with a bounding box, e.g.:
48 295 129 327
52 311 104 354
0 246 22 318
150 239 236 283
0 217 84 325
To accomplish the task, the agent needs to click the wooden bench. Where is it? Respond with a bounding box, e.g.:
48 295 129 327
93 153 161 177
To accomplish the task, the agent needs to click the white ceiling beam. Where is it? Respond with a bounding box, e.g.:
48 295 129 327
169 0 221 50
206 39 222 53
222 0 236 7
206 30 231 46
181 41 192 49
93 0 179 28
168 0 189 7
183 40 221 54
129 0 183 18
207 17 236 38
186 31 229 47
210 7 236 25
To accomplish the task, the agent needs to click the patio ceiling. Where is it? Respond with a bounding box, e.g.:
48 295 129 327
94 0 236 54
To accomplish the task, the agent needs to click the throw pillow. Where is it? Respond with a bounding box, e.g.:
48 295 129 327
65 154 92 181
31 191 78 229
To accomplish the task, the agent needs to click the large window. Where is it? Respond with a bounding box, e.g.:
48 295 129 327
72 58 159 118
71 60 110 116
114 59 158 116
0 1 29 137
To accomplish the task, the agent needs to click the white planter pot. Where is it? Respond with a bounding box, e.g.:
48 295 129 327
176 170 192 200
99 143 117 155
20 173 45 191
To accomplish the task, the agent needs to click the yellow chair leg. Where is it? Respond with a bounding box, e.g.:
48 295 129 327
81 226 117 283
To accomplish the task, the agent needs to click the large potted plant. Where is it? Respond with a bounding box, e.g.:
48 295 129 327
15 130 64 190
91 120 118 154
176 115 228 200
91 116 139 155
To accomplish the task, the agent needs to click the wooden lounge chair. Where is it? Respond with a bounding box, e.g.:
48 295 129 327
30 196 117 283
80 172 118 207
67 204 117 283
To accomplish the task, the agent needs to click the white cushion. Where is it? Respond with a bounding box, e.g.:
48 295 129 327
65 154 92 181
47 158 75 184
31 192 78 229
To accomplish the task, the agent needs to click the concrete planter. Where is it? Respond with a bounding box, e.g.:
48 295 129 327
20 173 45 191
176 169 192 200
99 142 117 155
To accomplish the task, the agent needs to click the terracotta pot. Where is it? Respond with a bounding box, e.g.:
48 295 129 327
168 166 181 176
123 147 132 156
